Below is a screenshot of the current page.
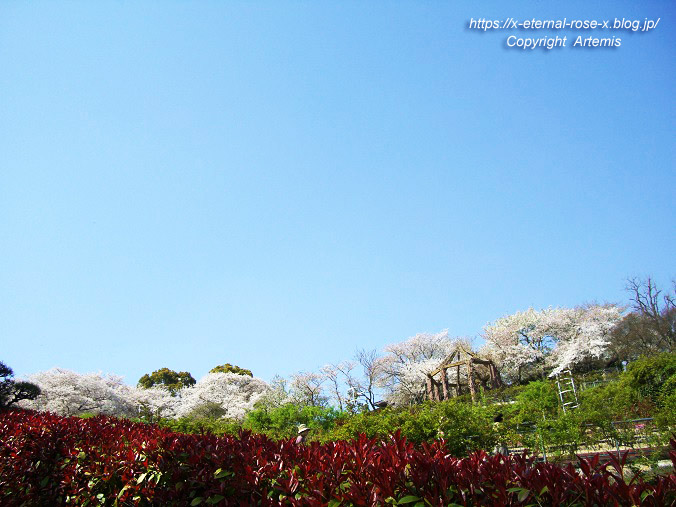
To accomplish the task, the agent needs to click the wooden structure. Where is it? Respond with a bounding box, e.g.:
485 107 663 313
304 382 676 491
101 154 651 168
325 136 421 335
425 346 502 402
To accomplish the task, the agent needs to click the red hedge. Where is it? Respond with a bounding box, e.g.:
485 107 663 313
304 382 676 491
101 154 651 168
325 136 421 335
1 409 674 506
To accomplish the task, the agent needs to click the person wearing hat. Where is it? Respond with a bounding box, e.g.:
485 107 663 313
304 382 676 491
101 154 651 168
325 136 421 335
296 424 311 444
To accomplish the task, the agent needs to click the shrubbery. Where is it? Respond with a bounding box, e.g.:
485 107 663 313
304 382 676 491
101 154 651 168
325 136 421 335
144 359 675 463
1 409 674 506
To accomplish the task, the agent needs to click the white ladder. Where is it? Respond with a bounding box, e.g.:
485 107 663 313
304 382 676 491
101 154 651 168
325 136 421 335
556 369 579 413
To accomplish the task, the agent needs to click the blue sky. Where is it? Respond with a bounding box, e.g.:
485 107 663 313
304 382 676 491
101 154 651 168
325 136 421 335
1 1 674 384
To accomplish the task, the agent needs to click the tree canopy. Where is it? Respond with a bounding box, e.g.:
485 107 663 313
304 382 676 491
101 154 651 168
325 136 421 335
209 363 253 377
138 368 196 394
0 361 41 410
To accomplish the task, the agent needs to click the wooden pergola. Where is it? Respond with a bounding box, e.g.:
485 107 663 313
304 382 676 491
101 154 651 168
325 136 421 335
425 346 502 402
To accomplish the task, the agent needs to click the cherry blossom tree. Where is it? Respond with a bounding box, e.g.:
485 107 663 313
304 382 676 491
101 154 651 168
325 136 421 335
482 305 624 382
174 372 269 420
127 385 180 420
320 361 355 411
20 368 137 417
253 375 291 410
379 330 465 405
481 308 557 383
547 304 624 376
289 371 327 407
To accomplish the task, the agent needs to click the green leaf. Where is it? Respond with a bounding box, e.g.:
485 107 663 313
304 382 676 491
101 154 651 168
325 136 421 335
398 496 421 504
136 473 147 484
206 495 225 504
40 476 49 487
214 468 232 479
518 489 530 502
116 485 130 500
327 499 342 507
539 486 549 496
190 498 204 506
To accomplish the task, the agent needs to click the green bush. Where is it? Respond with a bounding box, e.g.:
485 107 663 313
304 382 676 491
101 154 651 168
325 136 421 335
243 403 342 440
577 381 635 425
322 400 495 456
625 352 676 404
159 416 241 436
513 380 559 423
147 355 675 458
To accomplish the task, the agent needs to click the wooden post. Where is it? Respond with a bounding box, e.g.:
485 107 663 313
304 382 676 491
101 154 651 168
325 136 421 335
426 375 433 401
456 365 461 395
441 368 449 400
492 363 503 388
435 380 442 401
467 359 476 402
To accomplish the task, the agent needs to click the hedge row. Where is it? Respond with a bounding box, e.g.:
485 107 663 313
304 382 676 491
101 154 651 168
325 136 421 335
1 409 674 506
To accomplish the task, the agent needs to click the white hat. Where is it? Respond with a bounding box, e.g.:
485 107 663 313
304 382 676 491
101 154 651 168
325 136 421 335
297 424 310 434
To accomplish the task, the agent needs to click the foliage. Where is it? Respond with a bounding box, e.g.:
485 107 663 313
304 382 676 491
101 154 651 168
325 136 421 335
138 367 196 394
186 401 228 420
577 380 639 424
512 380 559 422
1 409 673 506
323 400 496 457
243 403 342 440
209 363 253 377
0 362 40 410
624 352 676 406
159 414 241 436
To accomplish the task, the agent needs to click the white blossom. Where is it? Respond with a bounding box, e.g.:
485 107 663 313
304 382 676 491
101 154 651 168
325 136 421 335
547 305 624 376
482 305 624 381
379 330 466 405
174 372 269 420
126 385 180 419
19 368 136 417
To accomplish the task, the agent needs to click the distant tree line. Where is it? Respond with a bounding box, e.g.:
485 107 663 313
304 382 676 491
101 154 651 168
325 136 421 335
6 276 674 421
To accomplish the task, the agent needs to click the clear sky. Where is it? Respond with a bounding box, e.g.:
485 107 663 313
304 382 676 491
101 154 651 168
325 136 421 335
1 1 674 385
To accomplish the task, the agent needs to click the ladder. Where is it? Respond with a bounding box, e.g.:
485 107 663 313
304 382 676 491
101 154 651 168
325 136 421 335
555 369 579 412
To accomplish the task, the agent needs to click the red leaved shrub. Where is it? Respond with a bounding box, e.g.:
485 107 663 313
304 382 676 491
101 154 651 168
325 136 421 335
1 409 674 505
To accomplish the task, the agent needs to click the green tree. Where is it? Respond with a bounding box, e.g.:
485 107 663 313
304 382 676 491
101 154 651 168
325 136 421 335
138 367 196 394
244 403 341 439
0 361 41 409
624 352 676 405
514 380 559 422
186 401 227 420
209 363 253 377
